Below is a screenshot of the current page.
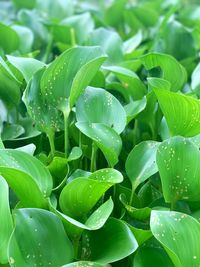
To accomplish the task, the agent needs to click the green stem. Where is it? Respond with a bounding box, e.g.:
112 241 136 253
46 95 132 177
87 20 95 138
73 238 80 260
43 31 53 63
47 131 55 157
129 184 135 206
64 111 70 158
170 201 176 211
90 142 97 172
133 119 138 146
70 28 76 47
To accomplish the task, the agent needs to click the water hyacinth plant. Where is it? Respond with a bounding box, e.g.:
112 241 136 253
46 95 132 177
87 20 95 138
0 0 200 266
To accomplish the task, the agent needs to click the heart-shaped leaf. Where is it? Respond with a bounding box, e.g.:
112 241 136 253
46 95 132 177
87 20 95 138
76 122 122 167
40 46 107 111
156 136 200 203
141 52 187 91
154 88 200 137
59 168 123 219
0 176 13 264
53 198 113 231
23 67 63 134
84 218 138 264
7 55 45 83
0 149 52 207
151 210 200 267
8 208 73 267
67 147 82 162
125 141 159 190
76 86 126 134
88 28 123 64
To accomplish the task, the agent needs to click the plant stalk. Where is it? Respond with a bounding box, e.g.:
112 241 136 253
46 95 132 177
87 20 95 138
90 142 97 172
64 111 70 158
47 130 55 157
129 184 136 206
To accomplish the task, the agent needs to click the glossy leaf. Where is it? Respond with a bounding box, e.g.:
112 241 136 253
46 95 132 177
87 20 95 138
134 246 174 267
59 168 123 218
76 122 122 167
154 88 200 137
23 67 63 134
40 46 107 111
0 176 13 264
120 194 151 220
76 86 126 134
53 198 113 231
8 208 73 267
67 147 82 162
141 52 187 91
62 262 104 267
0 149 52 207
88 28 123 64
7 55 45 83
157 136 200 203
0 57 21 106
125 141 159 190
84 218 138 264
151 210 200 267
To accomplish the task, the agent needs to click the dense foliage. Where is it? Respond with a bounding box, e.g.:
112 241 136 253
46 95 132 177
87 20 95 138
0 0 200 266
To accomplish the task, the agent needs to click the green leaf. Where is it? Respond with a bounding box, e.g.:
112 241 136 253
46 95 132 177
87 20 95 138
123 30 143 54
157 136 200 203
76 86 126 134
11 25 34 54
48 156 69 187
120 194 151 220
154 20 196 61
0 23 19 54
7 55 45 83
127 223 152 245
8 208 73 267
134 246 174 267
125 141 159 190
151 210 200 267
62 262 104 267
102 65 147 100
0 149 52 207
88 28 123 64
1 124 25 141
40 46 107 111
12 0 36 9
52 198 113 231
76 122 122 167
15 144 36 155
147 77 171 91
36 0 74 20
61 12 94 45
84 218 138 264
23 67 63 134
0 176 13 264
59 168 123 219
67 147 82 162
125 97 147 124
154 88 200 137
141 52 187 91
0 57 21 106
